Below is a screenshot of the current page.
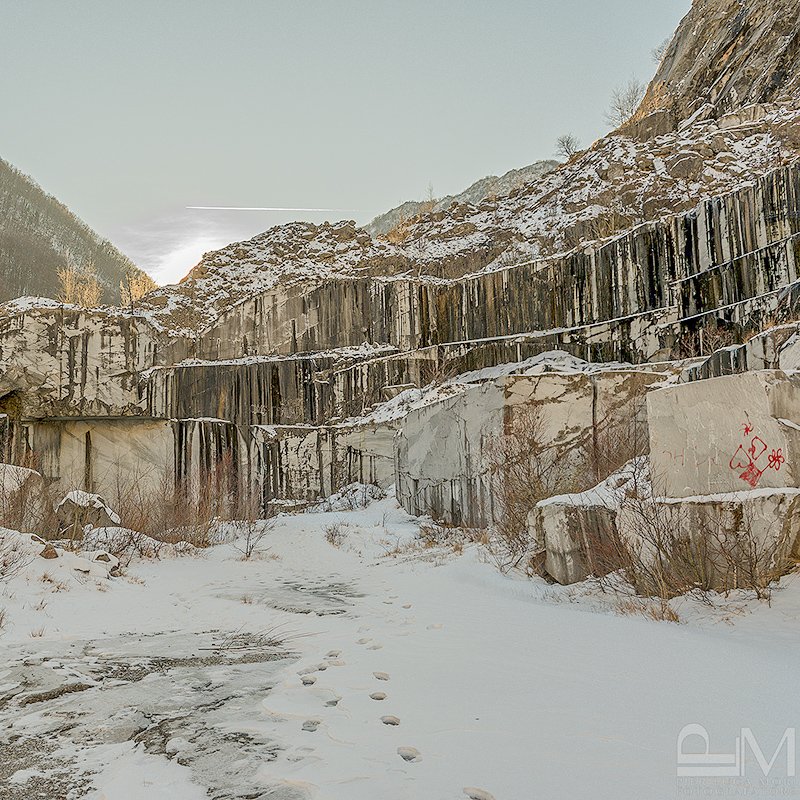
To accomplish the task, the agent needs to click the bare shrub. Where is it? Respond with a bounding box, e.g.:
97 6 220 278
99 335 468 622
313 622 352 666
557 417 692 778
57 261 104 307
418 522 483 555
617 597 680 623
586 463 795 604
485 406 593 573
119 269 157 308
230 517 275 560
651 37 671 64
697 501 794 602
487 393 650 571
107 455 256 548
555 133 581 160
0 533 32 582
324 521 346 548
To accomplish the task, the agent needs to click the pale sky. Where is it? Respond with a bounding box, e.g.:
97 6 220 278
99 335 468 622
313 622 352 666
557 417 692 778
0 0 690 283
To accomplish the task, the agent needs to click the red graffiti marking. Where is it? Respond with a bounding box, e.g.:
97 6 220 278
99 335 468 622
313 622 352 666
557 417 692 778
768 448 785 471
729 423 785 488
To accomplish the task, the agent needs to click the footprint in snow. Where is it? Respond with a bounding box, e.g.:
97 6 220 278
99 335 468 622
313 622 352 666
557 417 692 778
301 675 317 686
357 638 371 645
327 659 346 667
381 715 400 726
373 671 390 681
302 719 321 733
402 603 412 609
368 643 383 650
369 692 387 701
464 789 495 800
297 663 328 675
324 698 340 707
325 650 341 658
397 746 422 762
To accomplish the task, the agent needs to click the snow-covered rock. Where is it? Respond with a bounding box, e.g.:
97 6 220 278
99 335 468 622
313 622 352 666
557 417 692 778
56 491 121 531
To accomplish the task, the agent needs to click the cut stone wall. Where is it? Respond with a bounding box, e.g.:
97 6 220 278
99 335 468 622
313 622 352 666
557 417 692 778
0 306 175 418
648 371 800 497
254 421 397 505
8 416 252 512
395 369 663 528
189 163 800 363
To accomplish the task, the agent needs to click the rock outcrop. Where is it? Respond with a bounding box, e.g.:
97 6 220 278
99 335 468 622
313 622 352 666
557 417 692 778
640 0 800 125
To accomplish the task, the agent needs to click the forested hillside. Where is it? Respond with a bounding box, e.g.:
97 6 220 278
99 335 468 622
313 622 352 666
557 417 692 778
0 157 149 303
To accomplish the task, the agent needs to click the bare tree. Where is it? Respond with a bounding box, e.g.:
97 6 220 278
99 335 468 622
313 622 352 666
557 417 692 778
604 78 647 128
651 37 671 64
555 133 581 161
421 182 436 214
120 269 157 309
57 261 103 307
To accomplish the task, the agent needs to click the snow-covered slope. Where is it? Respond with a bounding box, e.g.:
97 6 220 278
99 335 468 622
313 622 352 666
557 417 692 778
3 496 800 800
364 159 559 238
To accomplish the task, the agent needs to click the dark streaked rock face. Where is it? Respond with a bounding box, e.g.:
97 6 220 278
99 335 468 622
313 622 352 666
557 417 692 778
641 0 800 123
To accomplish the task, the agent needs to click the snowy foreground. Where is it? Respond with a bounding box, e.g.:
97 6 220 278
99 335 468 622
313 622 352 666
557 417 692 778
2 493 800 800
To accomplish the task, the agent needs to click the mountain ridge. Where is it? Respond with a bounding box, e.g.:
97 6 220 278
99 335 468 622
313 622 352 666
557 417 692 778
364 159 559 238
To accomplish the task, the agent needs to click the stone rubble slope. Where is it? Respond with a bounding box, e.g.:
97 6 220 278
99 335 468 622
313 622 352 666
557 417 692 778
364 159 559 238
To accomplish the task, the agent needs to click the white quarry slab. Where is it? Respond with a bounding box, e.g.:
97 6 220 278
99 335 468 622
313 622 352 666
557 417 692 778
648 371 800 497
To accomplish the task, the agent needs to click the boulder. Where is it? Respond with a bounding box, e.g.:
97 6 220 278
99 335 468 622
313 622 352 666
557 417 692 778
625 108 678 140
648 371 800 498
529 501 620 585
617 489 800 590
56 491 121 534
665 151 705 180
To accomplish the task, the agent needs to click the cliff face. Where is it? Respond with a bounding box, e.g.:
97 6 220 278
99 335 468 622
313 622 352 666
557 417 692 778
641 0 800 123
0 157 147 304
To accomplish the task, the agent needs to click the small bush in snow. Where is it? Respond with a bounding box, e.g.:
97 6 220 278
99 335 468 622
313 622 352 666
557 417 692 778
230 518 275 560
324 522 346 548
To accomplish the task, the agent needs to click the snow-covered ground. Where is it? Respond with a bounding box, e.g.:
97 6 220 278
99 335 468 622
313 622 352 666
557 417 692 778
2 493 800 799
